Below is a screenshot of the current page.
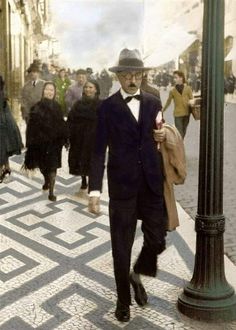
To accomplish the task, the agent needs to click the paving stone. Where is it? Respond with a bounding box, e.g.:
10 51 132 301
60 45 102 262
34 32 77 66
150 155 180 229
0 106 236 329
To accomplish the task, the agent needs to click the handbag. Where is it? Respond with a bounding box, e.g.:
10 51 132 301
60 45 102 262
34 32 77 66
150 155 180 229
189 96 201 120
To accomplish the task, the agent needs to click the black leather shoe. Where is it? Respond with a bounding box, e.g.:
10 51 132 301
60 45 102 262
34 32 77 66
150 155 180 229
115 300 130 322
130 272 148 306
0 169 11 183
48 194 57 202
81 182 88 189
42 183 49 190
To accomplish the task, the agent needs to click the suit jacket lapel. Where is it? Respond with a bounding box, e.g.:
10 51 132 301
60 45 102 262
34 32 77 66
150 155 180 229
138 92 145 125
139 91 157 135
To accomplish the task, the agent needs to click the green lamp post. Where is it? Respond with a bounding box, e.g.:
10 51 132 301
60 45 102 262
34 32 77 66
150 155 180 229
178 0 236 321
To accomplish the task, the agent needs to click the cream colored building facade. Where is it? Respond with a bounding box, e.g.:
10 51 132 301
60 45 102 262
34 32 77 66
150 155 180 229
175 0 236 76
144 0 236 77
0 0 53 118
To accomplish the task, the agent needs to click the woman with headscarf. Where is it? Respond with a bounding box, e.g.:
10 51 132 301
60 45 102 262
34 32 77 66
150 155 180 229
0 75 22 183
68 79 101 190
24 82 68 201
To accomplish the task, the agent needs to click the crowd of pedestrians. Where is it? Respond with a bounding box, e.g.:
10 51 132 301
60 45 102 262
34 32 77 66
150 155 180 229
0 48 235 323
0 57 200 191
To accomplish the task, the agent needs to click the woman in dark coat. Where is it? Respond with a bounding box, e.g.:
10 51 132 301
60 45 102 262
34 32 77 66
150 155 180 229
0 75 22 182
68 79 101 190
24 82 68 201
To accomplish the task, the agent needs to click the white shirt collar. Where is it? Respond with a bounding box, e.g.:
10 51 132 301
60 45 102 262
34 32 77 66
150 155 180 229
120 88 140 100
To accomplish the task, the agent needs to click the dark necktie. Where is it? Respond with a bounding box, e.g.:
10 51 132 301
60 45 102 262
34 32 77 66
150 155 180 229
32 81 36 87
125 95 141 103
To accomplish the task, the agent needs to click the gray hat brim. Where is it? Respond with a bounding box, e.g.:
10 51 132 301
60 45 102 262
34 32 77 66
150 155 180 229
109 65 153 73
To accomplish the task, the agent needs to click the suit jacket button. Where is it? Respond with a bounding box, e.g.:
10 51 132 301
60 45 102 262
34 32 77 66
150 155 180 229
138 160 142 164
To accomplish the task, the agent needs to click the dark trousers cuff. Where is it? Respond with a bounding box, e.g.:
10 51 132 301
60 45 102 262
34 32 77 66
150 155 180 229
133 242 166 277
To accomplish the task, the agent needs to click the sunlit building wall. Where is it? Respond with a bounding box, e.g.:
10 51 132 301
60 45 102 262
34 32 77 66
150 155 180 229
225 0 236 75
0 0 53 119
144 0 235 77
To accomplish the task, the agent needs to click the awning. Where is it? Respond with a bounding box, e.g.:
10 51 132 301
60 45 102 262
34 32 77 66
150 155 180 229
144 25 197 67
225 44 236 61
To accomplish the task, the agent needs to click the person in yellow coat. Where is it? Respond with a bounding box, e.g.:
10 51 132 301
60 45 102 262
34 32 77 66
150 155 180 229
162 70 193 139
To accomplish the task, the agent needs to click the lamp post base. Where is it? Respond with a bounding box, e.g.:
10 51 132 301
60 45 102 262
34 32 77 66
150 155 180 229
178 287 236 322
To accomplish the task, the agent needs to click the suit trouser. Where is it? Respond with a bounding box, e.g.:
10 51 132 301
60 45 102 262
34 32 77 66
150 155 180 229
109 171 167 306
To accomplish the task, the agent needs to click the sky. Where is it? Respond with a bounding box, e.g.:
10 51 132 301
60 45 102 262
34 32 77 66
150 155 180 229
50 0 200 71
50 0 145 71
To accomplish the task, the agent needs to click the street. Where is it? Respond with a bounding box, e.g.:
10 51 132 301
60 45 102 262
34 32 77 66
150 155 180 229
161 90 236 265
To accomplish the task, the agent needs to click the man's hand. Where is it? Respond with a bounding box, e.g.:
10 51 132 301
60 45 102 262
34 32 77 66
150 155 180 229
64 140 70 151
88 196 100 214
153 128 166 143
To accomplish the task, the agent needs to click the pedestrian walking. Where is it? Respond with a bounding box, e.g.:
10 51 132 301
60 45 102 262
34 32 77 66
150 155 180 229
226 71 236 98
65 69 87 111
54 68 71 117
88 48 167 322
86 67 94 79
68 80 101 190
21 64 45 122
23 82 68 201
162 70 193 139
141 71 160 99
0 75 22 182
97 69 113 99
159 69 169 90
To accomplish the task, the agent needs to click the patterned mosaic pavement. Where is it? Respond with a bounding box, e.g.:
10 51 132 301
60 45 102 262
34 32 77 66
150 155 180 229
0 151 236 330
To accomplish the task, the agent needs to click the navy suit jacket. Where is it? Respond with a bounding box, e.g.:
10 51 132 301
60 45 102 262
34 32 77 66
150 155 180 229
89 90 164 200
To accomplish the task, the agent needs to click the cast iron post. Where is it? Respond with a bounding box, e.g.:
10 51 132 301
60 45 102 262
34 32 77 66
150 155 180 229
178 0 236 321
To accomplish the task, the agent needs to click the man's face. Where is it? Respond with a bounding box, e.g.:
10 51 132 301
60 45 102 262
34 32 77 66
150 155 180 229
117 71 143 94
31 71 39 81
77 74 87 86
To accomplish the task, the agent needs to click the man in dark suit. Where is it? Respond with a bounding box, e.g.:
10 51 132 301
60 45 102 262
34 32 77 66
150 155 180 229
141 71 160 99
88 48 167 322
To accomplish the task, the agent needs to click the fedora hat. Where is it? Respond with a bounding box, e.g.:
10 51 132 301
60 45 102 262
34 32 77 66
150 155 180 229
109 48 152 72
27 63 40 73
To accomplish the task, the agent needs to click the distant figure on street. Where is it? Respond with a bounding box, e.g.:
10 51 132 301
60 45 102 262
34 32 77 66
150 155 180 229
188 70 197 92
24 82 68 201
68 79 101 191
54 68 71 117
226 71 236 98
141 71 160 99
88 48 167 322
97 69 113 99
0 75 22 183
86 67 95 80
160 69 169 90
21 64 45 122
47 64 58 81
65 69 87 111
163 70 193 139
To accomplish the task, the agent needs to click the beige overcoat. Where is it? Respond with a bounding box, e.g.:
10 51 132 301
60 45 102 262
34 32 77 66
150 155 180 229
154 124 187 231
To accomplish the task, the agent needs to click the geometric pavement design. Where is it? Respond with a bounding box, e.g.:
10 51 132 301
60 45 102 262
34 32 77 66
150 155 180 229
0 152 236 330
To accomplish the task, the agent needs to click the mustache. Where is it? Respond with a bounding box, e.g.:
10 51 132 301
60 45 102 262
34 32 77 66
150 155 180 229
129 83 137 87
